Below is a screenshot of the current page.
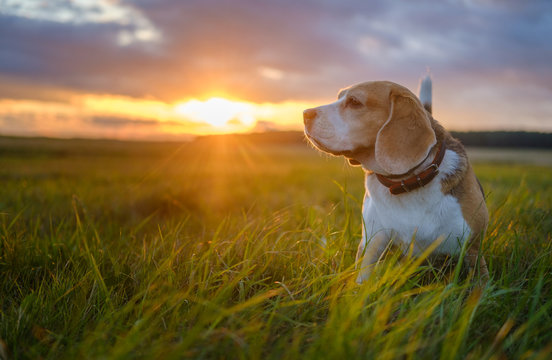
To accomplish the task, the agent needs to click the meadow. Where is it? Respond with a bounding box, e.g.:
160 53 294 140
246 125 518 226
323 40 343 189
0 134 551 359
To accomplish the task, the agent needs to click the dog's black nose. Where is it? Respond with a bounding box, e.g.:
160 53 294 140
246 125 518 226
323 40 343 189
303 108 318 125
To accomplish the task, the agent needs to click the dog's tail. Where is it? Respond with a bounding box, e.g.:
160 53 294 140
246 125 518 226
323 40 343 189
418 72 432 114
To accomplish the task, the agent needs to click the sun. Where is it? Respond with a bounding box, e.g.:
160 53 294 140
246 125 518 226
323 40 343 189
174 97 255 128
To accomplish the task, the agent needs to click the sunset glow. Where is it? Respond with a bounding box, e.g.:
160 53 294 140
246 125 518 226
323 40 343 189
174 98 255 128
0 92 315 138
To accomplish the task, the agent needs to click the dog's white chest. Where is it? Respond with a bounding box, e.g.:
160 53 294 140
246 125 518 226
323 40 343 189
362 151 471 256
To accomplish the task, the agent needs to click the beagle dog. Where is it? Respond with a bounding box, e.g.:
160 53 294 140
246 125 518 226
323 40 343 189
303 79 489 283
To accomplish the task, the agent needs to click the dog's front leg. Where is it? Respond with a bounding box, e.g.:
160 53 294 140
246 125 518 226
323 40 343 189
355 233 389 284
465 246 489 285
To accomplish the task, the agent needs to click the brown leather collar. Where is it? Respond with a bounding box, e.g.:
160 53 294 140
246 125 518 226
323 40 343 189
375 141 446 195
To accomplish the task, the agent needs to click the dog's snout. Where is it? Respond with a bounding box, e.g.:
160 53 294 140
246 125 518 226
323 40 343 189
303 108 318 125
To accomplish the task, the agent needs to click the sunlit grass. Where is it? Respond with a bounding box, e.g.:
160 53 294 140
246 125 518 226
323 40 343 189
0 136 551 359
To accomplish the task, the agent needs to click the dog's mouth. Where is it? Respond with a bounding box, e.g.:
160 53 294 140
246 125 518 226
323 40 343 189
304 130 335 154
304 130 357 158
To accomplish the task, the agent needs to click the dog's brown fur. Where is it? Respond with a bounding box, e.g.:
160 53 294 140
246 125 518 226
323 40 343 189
304 81 490 282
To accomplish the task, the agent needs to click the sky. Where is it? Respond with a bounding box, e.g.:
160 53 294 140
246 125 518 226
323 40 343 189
1 0 551 139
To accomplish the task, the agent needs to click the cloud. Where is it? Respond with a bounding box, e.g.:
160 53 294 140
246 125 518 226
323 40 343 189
251 120 282 132
89 116 164 127
3 0 552 99
1 0 161 46
0 112 37 127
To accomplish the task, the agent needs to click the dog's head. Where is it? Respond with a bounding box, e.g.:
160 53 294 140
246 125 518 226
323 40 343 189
303 81 436 175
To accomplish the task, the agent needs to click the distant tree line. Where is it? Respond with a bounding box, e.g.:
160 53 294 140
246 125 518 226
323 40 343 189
217 130 552 149
3 130 551 150
450 131 552 148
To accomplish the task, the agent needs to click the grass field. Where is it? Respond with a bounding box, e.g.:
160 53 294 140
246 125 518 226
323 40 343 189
1 135 551 359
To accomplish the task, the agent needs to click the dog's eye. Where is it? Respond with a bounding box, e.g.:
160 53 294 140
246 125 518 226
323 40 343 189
346 97 363 108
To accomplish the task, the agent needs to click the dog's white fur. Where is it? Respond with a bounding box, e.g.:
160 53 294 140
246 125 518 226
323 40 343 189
358 150 469 282
304 80 488 283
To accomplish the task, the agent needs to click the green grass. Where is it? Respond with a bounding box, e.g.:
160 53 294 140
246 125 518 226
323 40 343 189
0 136 551 359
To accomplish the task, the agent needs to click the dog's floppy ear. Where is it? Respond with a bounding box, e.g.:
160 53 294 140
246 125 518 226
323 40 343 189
375 89 436 175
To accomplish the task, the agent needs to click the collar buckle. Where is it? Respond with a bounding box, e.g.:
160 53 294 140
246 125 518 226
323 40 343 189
428 163 439 173
400 180 410 193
